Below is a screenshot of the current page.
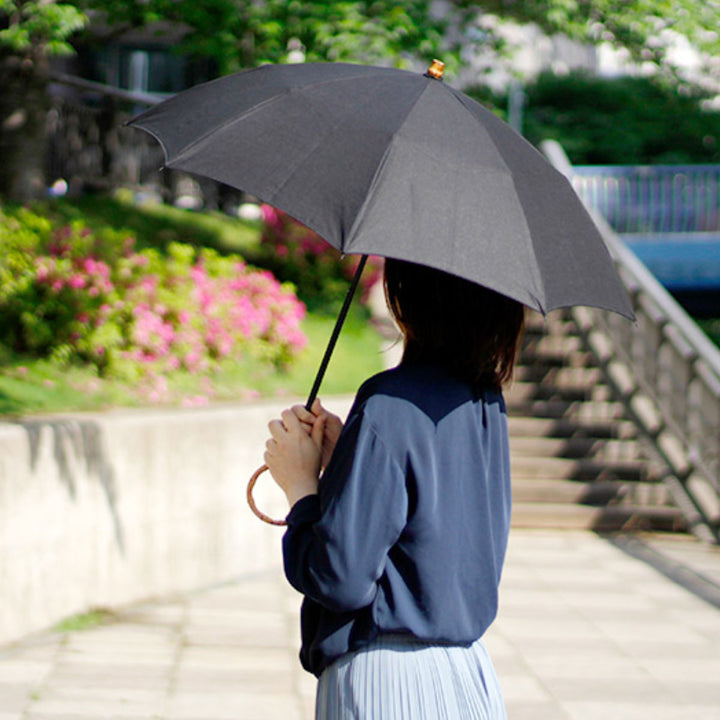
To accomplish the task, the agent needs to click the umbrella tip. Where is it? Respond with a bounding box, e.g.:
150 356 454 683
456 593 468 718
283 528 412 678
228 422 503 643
425 59 445 80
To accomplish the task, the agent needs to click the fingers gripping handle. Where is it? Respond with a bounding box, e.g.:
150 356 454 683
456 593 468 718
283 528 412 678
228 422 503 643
247 465 288 527
246 256 367 527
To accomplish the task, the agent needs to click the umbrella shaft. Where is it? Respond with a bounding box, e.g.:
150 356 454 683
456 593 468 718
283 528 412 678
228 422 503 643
305 255 369 411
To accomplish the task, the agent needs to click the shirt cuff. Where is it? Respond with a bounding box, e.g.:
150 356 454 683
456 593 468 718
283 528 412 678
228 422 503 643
285 494 321 526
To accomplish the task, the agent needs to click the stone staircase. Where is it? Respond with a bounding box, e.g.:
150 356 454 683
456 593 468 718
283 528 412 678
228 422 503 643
507 311 687 532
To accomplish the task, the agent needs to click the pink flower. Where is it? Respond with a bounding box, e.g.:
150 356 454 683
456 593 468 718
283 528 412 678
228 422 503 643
261 204 280 226
182 395 210 408
35 265 50 282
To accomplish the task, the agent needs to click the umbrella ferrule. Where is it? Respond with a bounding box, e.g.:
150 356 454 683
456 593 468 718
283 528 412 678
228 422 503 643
425 59 445 80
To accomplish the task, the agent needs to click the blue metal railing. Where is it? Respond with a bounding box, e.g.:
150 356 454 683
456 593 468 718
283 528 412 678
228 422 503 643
570 165 720 292
571 164 720 234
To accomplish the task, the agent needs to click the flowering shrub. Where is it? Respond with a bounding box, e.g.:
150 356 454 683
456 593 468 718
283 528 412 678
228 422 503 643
257 205 383 311
0 207 307 387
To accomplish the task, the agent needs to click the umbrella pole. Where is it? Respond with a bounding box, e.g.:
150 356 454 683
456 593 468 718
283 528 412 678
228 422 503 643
305 254 368 411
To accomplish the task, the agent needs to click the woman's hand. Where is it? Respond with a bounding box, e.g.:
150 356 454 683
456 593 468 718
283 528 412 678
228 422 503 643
291 399 344 469
264 408 325 508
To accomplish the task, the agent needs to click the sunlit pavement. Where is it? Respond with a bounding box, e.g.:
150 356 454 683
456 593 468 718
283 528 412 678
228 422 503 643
2 526 720 720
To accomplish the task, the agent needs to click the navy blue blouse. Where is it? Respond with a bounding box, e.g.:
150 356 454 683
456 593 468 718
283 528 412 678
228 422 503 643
282 362 512 677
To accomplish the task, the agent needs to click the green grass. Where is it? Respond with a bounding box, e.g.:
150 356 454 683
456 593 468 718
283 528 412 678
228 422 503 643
54 608 116 633
39 190 261 255
231 305 389 399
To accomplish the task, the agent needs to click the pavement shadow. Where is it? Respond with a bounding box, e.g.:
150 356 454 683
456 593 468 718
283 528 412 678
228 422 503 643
603 532 720 610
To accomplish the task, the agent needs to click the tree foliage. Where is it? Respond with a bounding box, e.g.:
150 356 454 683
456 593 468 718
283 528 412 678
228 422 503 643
0 1 86 59
2 0 719 201
2 0 719 76
531 72 720 164
70 0 461 74
470 70 720 165
472 0 720 66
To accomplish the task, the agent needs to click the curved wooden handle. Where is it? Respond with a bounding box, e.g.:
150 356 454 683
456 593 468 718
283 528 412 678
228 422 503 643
247 465 288 526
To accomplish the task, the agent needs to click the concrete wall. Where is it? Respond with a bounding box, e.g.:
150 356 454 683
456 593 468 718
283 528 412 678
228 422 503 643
0 397 353 645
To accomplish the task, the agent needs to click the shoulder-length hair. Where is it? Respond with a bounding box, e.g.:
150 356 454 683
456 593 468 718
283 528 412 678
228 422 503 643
384 258 525 389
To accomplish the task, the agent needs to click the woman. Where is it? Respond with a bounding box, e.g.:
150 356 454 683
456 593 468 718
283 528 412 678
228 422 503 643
264 258 525 719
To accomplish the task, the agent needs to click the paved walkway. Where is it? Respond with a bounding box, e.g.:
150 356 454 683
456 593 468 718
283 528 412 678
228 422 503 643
2 528 720 719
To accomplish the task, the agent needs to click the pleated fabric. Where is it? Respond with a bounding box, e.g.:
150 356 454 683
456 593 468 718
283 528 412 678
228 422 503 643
315 635 507 720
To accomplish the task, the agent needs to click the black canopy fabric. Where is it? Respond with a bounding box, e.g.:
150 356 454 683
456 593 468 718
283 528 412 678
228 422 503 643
129 62 634 320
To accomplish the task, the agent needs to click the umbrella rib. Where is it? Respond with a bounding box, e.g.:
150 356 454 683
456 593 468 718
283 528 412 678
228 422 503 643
264 82 431 246
339 83 444 251
446 88 548 309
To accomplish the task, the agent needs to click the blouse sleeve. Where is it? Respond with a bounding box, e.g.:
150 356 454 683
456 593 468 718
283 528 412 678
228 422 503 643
282 409 408 613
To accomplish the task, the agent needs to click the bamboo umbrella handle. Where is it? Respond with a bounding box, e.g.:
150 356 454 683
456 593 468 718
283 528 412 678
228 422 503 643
247 465 288 526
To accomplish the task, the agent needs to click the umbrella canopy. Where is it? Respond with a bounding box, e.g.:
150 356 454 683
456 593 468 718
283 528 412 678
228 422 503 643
128 61 634 319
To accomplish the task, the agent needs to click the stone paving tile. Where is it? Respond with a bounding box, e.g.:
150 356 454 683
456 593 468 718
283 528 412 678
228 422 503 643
564 701 720 720
178 646 294 674
163 691 305 720
0 683 33 713
48 661 172 688
503 700 571 720
540 675 674 703
488 529 720 720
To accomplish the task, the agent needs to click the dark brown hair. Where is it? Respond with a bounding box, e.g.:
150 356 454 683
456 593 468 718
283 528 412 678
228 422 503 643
384 258 525 389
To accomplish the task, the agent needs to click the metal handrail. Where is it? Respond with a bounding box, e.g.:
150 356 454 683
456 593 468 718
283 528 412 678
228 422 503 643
543 140 720 543
49 71 163 107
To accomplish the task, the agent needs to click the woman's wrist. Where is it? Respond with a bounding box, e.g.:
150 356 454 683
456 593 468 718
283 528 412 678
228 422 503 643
285 478 319 508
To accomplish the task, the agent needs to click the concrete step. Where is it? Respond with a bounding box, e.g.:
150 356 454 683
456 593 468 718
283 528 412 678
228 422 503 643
510 503 687 532
506 379 617 405
510 435 641 461
512 478 631 505
507 415 637 441
510 454 646 482
506 381 591 404
507 309 688 536
514 365 603 387
505 397 626 422
519 334 585 361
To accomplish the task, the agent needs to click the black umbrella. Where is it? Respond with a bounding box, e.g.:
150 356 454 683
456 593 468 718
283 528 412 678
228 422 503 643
128 60 634 524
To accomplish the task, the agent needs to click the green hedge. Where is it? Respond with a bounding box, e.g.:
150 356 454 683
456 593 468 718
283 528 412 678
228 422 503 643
466 71 720 165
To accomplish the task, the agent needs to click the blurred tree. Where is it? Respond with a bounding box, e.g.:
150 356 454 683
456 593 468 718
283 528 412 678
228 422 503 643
469 0 720 71
1 0 464 201
0 1 86 201
520 71 720 164
87 0 461 74
2 0 719 200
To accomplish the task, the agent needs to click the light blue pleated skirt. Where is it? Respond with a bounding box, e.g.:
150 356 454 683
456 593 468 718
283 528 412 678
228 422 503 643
315 635 507 720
